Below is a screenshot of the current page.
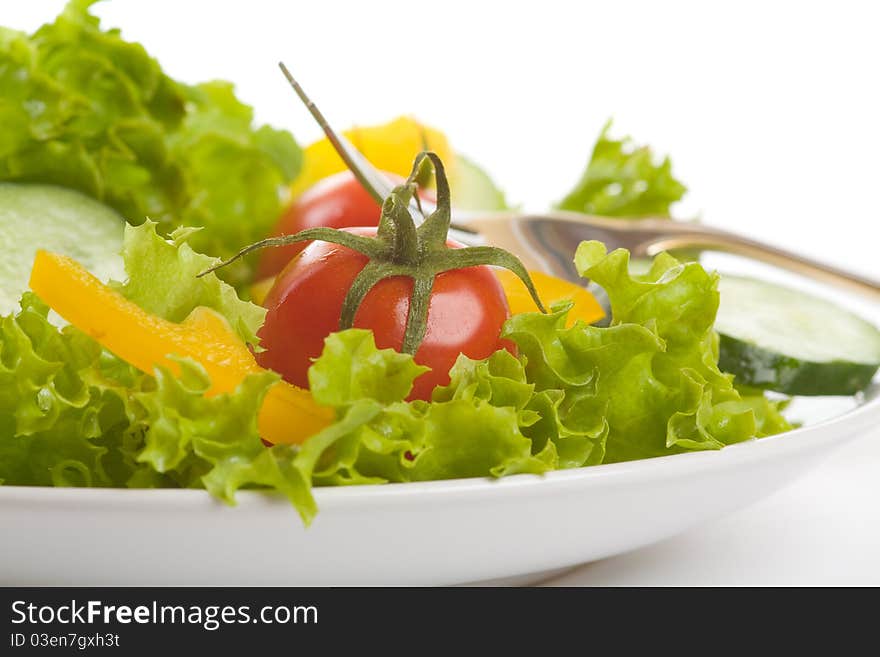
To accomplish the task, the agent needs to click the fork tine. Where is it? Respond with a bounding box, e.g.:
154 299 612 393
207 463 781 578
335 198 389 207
277 63 451 223
278 62 398 203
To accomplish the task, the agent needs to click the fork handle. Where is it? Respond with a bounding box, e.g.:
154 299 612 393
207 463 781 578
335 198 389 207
644 226 880 300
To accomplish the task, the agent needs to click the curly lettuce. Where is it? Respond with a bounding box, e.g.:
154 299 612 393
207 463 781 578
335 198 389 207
504 242 790 462
557 120 687 218
301 331 554 489
112 221 267 346
0 218 790 524
0 293 119 487
0 0 300 287
291 243 789 506
0 225 305 515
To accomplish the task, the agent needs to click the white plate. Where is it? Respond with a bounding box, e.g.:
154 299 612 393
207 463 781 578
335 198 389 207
1 384 877 586
3 257 878 585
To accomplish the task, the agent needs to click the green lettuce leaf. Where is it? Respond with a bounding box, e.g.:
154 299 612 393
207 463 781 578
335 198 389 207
296 331 554 491
504 241 791 462
0 293 133 487
557 120 687 218
308 329 429 406
0 213 792 526
131 358 320 522
112 221 266 345
431 350 606 469
0 291 315 519
0 226 309 516
406 400 551 480
0 0 299 287
166 81 301 286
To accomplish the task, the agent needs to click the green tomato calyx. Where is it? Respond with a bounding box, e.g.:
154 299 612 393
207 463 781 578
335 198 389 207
201 152 545 354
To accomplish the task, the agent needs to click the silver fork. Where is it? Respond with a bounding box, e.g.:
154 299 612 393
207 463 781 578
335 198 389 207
279 63 880 300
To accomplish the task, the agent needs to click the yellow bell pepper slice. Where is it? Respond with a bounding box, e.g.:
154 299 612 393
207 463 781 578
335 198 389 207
291 116 455 197
494 269 605 327
28 250 333 445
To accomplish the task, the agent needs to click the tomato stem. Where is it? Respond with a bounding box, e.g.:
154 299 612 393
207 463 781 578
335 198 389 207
414 153 453 251
201 152 547 355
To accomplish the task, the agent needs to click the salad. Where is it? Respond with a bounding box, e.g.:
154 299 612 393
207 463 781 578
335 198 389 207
2 2 878 525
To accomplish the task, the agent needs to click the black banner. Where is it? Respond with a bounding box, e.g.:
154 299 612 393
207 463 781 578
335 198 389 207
0 587 865 653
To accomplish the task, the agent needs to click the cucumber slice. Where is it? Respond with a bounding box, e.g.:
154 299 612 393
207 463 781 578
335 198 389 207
716 275 880 396
450 154 508 211
0 183 124 316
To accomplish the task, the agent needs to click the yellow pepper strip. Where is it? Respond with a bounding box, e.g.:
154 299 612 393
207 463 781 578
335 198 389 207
28 250 333 445
291 116 455 197
494 269 605 327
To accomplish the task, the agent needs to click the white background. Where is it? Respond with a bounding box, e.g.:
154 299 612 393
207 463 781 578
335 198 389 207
8 0 880 584
9 0 879 277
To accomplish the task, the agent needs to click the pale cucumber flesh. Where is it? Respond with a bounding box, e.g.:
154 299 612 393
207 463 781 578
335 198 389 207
450 155 507 211
0 183 124 316
716 276 880 396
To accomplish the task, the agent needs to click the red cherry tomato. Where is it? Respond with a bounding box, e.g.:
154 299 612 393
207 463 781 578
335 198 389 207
256 228 513 401
257 170 433 280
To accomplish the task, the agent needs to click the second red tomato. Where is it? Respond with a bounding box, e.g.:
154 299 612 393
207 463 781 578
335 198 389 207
256 171 386 280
